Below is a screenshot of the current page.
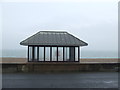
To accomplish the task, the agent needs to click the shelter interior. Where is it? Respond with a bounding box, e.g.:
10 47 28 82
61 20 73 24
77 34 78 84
28 46 80 62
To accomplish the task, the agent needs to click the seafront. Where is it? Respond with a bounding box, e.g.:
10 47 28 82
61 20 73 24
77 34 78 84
1 57 118 64
1 57 119 88
1 57 119 73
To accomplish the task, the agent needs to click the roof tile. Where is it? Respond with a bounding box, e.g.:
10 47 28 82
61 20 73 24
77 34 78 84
20 31 88 46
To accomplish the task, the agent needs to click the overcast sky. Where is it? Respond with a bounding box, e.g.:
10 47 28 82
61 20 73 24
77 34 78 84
1 1 118 52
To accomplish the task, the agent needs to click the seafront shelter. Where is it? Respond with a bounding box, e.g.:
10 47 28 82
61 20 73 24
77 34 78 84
20 31 88 62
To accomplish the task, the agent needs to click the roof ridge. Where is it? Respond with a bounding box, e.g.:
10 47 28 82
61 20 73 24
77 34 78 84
40 31 67 33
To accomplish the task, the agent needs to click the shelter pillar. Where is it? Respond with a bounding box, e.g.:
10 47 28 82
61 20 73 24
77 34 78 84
28 46 29 62
50 47 52 61
69 47 75 61
44 47 45 61
78 46 80 62
37 47 39 61
32 46 35 61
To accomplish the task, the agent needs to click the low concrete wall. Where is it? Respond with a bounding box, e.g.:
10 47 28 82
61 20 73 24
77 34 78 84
2 63 119 73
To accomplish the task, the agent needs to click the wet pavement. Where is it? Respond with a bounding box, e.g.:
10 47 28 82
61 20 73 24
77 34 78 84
2 72 118 88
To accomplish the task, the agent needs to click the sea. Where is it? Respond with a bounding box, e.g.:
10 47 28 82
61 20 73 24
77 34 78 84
1 49 118 58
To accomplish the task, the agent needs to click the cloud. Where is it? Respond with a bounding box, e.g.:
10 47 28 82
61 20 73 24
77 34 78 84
1 2 118 52
1 0 119 3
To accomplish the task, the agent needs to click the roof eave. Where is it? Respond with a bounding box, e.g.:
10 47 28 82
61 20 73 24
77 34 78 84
20 43 88 47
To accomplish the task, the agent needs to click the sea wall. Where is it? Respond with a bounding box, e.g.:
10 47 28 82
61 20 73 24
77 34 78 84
2 63 119 73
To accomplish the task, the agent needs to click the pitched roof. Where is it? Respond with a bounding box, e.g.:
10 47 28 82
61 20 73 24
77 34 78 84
20 31 88 46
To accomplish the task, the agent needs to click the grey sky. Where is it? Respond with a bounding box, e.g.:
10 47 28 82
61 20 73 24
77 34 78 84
1 1 118 52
